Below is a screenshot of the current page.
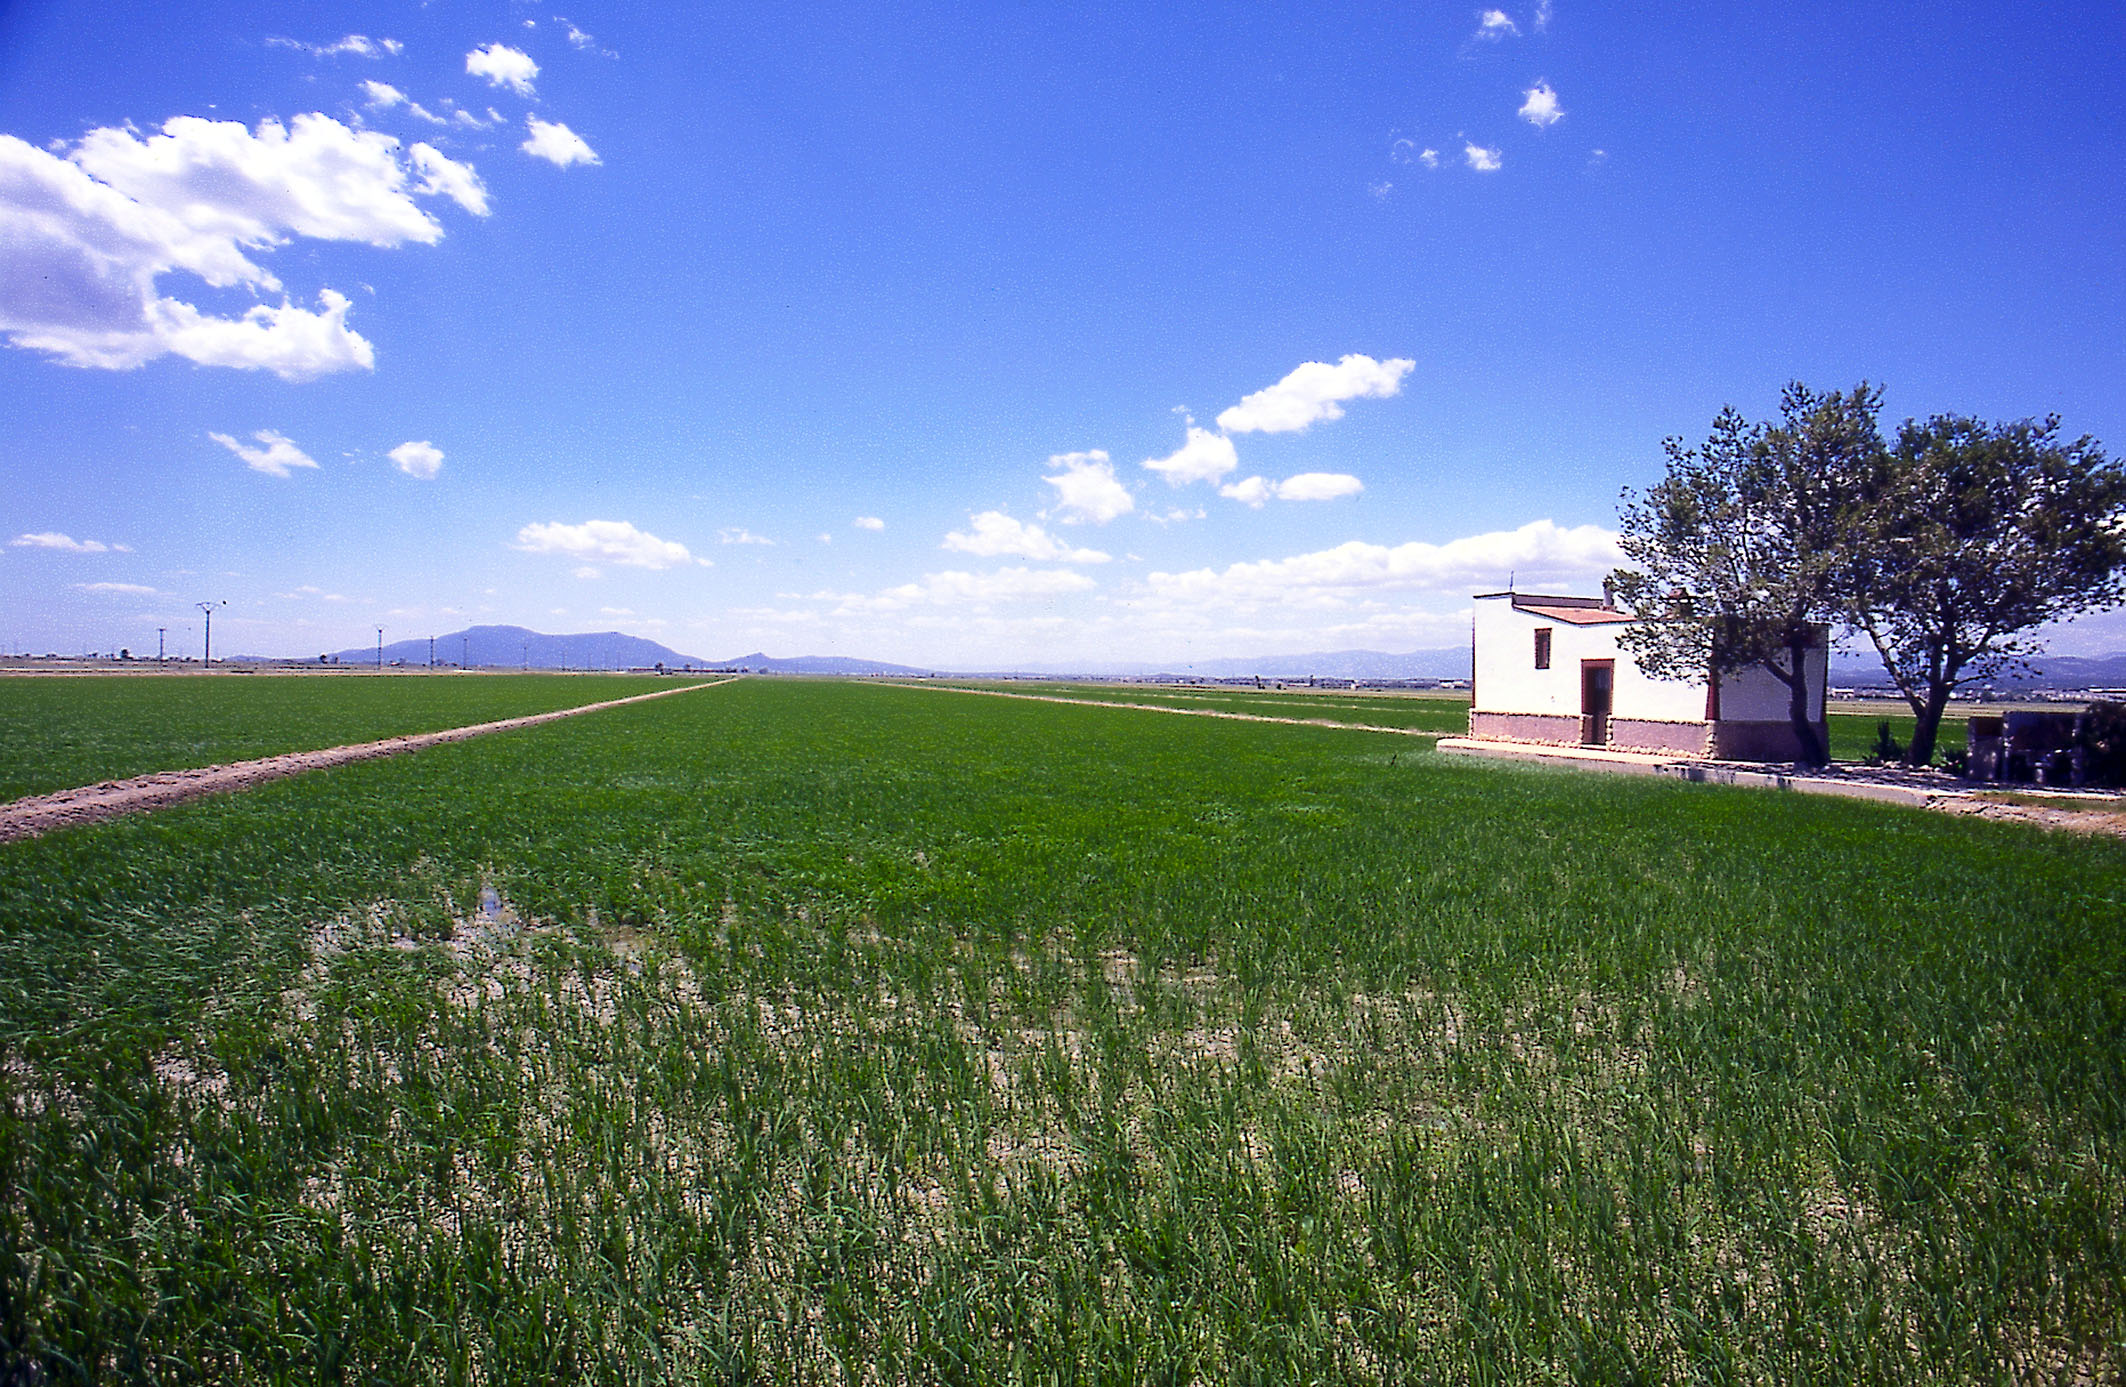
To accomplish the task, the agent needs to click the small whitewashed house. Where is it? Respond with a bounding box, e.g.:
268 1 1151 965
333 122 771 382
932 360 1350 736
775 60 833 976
1468 589 1828 760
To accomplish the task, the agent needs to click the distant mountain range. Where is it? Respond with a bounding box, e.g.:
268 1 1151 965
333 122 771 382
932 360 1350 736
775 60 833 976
258 624 2126 690
306 625 714 671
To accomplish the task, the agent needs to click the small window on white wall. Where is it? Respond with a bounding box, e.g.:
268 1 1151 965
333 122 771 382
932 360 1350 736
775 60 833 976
1534 628 1552 669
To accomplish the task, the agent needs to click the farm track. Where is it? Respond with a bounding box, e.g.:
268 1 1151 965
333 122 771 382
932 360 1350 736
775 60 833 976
886 681 1451 736
0 677 734 843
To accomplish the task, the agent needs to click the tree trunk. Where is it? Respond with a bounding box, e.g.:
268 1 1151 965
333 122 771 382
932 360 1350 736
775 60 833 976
1784 634 1828 766
1905 682 1953 767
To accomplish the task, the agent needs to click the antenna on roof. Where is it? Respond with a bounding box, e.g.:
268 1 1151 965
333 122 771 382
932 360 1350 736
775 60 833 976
1508 569 1515 592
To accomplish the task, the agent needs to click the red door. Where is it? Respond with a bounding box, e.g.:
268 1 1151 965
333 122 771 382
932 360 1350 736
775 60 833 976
1581 660 1613 746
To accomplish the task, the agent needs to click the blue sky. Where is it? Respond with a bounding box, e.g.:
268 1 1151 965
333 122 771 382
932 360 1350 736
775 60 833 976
3 0 2122 667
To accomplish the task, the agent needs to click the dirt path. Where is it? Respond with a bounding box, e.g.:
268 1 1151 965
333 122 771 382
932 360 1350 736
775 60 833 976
881 682 1448 738
0 678 736 844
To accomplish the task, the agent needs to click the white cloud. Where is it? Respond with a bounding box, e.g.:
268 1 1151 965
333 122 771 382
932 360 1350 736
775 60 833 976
1392 140 1442 170
1221 472 1368 507
269 34 401 60
209 428 319 478
1475 9 1520 39
853 515 886 531
719 527 775 546
361 81 405 109
515 519 699 570
1043 449 1136 522
388 440 443 479
74 581 157 595
1464 142 1503 172
1368 180 1393 198
1276 471 1366 502
411 145 490 215
11 531 117 553
522 117 600 168
466 44 539 96
599 606 634 617
943 511 1110 563
1143 427 1240 485
826 567 1096 615
1147 519 1621 606
1519 81 1564 127
0 115 486 378
1215 354 1415 435
1534 0 1554 32
562 20 599 51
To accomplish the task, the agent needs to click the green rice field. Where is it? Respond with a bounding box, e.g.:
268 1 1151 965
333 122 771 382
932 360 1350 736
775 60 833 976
3 677 2121 1381
0 673 689 802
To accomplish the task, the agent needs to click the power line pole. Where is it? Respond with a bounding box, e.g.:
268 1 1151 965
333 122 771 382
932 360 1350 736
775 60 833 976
429 635 435 668
157 628 166 664
463 634 470 669
195 600 224 666
376 627 384 671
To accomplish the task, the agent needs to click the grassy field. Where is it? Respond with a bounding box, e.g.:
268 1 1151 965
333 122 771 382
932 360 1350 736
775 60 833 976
944 679 1970 762
3 679 2121 1381
935 681 1474 734
0 673 686 802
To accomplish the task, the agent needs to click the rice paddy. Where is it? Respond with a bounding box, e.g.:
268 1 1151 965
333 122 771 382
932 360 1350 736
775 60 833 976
0 673 682 802
2 677 2120 1382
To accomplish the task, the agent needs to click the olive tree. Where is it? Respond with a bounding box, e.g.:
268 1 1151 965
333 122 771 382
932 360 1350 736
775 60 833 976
1610 383 1885 767
1842 414 2126 766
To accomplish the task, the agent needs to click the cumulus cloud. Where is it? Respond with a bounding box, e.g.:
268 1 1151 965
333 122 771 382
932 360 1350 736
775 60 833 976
0 115 486 377
1519 81 1564 127
362 81 406 109
74 581 157 595
209 428 319 478
1220 472 1366 508
1475 9 1519 39
1142 427 1240 485
1147 519 1621 606
388 440 443 479
522 117 600 168
1535 0 1554 32
515 519 699 570
719 527 775 546
1464 142 1503 172
466 43 539 96
826 567 1095 615
1215 355 1415 435
943 511 1110 563
1043 449 1136 522
269 34 401 59
11 531 125 553
853 515 886 531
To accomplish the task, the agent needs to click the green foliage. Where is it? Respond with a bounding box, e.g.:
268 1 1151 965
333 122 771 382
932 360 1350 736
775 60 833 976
1845 415 2126 765
1867 719 1906 765
2 680 2122 1382
0 673 667 801
1613 384 1885 766
2081 701 2126 788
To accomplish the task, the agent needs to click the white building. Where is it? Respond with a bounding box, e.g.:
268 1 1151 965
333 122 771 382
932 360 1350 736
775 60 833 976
1468 590 1828 760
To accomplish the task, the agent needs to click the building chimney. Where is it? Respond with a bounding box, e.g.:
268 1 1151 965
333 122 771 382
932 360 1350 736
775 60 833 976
1602 577 1617 609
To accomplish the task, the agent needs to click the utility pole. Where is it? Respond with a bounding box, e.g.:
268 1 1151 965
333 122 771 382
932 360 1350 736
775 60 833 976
522 641 528 670
195 600 224 666
376 627 384 671
462 634 470 669
429 635 435 668
157 627 166 663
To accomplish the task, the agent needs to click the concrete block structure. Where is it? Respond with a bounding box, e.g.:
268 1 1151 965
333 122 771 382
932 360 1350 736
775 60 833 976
1468 591 1827 761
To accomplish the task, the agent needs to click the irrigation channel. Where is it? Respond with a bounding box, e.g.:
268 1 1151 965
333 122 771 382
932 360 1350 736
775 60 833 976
0 677 733 843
